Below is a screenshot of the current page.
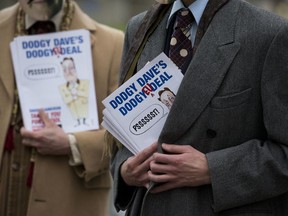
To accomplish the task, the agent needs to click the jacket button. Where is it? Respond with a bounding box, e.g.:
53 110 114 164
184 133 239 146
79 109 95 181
206 129 217 138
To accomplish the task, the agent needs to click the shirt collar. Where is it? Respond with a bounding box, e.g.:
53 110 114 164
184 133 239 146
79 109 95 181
167 0 209 28
25 0 65 31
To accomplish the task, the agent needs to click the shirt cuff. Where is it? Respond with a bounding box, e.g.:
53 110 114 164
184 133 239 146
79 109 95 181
68 134 83 166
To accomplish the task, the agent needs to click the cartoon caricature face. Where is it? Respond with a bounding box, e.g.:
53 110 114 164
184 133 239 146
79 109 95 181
158 87 176 110
61 57 78 83
19 0 63 21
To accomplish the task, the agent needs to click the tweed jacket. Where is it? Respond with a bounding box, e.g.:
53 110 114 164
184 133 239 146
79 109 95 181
111 0 288 215
0 2 124 216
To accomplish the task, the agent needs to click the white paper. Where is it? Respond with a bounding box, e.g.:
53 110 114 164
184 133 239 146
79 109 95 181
102 53 183 154
10 29 99 133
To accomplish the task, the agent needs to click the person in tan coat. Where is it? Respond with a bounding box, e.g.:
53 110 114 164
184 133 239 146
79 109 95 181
0 0 124 215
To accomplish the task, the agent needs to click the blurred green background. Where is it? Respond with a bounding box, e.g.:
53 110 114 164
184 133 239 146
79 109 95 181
1 0 288 31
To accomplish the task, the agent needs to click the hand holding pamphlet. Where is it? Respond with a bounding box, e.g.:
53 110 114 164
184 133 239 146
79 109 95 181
102 52 183 154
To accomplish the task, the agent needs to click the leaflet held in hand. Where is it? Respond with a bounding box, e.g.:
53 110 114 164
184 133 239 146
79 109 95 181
102 53 183 154
10 29 99 133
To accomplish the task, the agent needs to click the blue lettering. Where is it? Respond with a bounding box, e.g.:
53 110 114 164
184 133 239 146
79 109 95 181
119 107 127 116
137 78 146 87
109 100 118 109
135 94 144 103
129 83 137 92
138 91 148 99
159 60 167 69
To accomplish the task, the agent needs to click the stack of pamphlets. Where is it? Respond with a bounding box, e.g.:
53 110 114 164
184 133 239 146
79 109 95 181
102 53 183 154
10 29 99 133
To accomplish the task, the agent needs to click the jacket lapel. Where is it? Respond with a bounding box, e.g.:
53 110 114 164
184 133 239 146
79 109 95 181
159 0 241 143
137 7 172 69
0 5 18 100
69 2 97 46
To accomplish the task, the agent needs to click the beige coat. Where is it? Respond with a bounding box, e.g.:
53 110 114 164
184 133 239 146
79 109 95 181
0 2 124 216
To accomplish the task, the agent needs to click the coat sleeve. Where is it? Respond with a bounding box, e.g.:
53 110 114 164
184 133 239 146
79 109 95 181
206 24 288 212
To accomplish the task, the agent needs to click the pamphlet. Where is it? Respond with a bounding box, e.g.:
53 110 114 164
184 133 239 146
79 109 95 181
102 53 183 154
10 29 99 133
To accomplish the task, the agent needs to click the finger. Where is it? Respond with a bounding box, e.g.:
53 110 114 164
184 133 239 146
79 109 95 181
22 138 37 148
38 109 54 127
150 160 173 174
127 151 155 176
162 143 192 154
138 154 154 169
134 142 158 164
20 127 34 139
152 152 178 165
148 170 172 183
